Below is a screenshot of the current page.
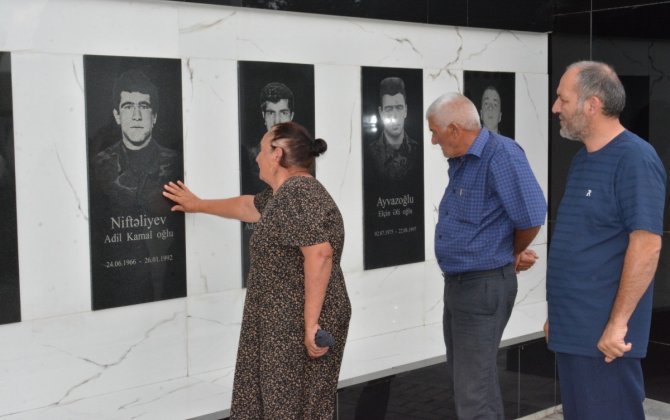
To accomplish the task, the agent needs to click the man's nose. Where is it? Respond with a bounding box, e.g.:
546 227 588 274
551 99 560 114
132 106 142 119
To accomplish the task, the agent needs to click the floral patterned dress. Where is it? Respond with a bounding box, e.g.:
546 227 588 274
230 176 351 419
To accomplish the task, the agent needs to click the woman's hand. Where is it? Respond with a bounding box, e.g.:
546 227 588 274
163 181 201 213
304 323 329 359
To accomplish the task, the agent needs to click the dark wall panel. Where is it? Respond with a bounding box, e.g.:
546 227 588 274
468 0 552 32
427 0 467 26
554 0 590 14
171 0 553 32
548 13 590 236
592 0 670 9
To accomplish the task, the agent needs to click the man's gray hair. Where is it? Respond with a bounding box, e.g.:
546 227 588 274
426 93 481 130
568 61 626 118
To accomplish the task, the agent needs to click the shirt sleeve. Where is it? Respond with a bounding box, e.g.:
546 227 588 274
253 188 273 213
615 145 666 235
276 180 332 248
490 143 547 229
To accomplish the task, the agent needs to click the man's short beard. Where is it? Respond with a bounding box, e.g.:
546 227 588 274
560 110 588 142
560 126 583 142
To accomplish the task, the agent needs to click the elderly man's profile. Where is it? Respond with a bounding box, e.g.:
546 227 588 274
368 77 420 180
86 58 185 310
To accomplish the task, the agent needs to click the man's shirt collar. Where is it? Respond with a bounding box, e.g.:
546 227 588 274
447 127 488 165
465 127 489 158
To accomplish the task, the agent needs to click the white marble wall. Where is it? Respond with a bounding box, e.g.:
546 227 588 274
0 0 548 418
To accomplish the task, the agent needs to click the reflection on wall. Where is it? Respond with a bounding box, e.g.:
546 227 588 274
84 55 186 310
0 52 20 324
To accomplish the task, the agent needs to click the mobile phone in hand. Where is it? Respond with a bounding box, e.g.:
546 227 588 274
315 329 335 348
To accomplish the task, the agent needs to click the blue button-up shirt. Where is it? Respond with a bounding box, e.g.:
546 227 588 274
435 128 546 274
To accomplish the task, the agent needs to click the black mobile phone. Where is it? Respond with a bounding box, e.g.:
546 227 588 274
315 329 335 348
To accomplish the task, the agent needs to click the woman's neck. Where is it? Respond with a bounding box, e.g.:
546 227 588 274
270 167 311 193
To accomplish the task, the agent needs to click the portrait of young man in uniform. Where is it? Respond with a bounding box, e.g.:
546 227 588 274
237 61 315 285
84 55 186 310
361 67 424 270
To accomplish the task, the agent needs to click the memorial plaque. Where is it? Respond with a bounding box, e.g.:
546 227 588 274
238 61 315 286
362 67 424 269
0 52 20 324
464 71 515 138
84 55 186 310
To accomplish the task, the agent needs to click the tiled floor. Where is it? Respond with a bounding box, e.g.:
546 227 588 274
336 332 670 420
521 399 670 420
337 339 559 419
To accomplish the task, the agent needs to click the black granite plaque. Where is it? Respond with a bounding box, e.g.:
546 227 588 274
84 55 186 310
362 67 424 270
0 52 20 324
238 61 315 286
464 71 515 139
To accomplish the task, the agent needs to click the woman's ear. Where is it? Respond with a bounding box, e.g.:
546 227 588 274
273 146 283 162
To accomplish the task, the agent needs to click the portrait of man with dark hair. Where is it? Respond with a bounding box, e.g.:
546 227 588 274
368 77 420 180
260 81 295 131
237 61 315 286
464 71 515 139
85 56 185 310
241 81 297 194
361 67 425 270
480 85 502 134
95 69 177 212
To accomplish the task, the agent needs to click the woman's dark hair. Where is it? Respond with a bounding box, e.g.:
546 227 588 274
270 121 327 172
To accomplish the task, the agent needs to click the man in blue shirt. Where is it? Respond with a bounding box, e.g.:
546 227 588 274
547 61 666 420
426 93 546 419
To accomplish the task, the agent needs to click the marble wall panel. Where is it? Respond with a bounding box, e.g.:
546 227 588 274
177 4 547 74
181 58 243 294
187 289 245 376
0 0 179 57
171 0 553 32
0 299 187 416
12 53 91 320
313 64 364 272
